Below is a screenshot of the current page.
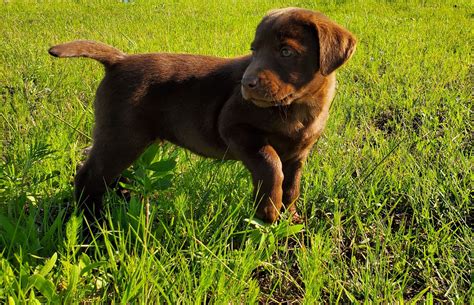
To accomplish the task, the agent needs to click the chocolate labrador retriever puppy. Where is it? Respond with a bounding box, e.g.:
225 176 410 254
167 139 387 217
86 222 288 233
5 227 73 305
49 8 356 223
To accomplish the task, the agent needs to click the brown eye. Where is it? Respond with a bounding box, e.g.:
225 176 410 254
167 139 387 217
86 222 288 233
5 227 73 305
280 47 293 57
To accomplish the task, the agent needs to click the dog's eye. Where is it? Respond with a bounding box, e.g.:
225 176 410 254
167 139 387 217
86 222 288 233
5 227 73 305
280 47 294 57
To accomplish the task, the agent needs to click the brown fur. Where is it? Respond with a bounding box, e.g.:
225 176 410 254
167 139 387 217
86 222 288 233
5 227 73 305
49 8 356 223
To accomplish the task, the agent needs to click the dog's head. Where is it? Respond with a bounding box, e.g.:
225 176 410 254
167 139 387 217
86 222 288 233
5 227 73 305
241 8 356 108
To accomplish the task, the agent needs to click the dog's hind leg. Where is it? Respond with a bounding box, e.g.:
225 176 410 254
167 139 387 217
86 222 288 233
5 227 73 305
74 125 152 222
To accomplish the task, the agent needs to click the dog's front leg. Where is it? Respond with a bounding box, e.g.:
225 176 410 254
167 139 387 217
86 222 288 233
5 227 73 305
224 127 284 223
282 157 307 223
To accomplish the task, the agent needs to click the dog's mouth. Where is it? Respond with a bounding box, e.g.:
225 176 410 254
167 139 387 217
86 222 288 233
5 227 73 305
241 87 294 108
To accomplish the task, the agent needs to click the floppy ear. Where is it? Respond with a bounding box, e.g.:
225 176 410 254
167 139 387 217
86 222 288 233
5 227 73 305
309 13 357 76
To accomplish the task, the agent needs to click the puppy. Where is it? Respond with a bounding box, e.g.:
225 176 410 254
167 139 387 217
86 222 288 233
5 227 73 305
49 8 356 223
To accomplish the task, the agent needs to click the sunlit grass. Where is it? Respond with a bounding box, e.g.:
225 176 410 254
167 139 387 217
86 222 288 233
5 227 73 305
0 0 472 303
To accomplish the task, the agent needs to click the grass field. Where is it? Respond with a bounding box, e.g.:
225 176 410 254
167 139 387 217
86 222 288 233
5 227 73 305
1 0 472 303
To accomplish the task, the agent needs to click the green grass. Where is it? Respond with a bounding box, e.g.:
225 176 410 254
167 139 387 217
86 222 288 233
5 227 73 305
1 0 472 303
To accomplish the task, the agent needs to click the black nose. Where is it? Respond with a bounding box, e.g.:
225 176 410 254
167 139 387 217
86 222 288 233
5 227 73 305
242 76 259 89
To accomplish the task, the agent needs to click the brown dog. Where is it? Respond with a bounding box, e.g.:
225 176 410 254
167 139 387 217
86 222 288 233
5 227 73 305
49 8 356 223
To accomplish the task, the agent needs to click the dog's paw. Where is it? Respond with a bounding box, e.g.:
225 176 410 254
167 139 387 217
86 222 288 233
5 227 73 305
291 211 304 224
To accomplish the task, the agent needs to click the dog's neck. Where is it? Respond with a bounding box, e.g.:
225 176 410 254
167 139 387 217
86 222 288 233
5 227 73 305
290 72 335 117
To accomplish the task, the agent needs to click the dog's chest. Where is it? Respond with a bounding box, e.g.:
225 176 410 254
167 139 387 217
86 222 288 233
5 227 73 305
268 106 328 160
276 103 324 135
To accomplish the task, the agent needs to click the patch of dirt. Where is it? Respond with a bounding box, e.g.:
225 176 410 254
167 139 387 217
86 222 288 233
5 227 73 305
374 106 428 136
251 237 306 304
411 113 423 134
252 261 304 304
374 107 399 135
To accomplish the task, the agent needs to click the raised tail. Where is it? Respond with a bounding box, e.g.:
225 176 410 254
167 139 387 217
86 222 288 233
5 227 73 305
48 40 125 66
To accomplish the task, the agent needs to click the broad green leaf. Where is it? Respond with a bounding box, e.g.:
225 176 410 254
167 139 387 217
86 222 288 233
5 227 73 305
80 261 107 276
120 169 134 180
28 289 42 305
38 252 57 277
134 168 147 180
8 296 15 305
80 253 91 266
118 181 138 192
151 177 173 190
28 274 56 301
275 224 305 238
286 224 305 235
148 160 176 173
244 217 268 229
26 195 37 206
140 144 159 165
